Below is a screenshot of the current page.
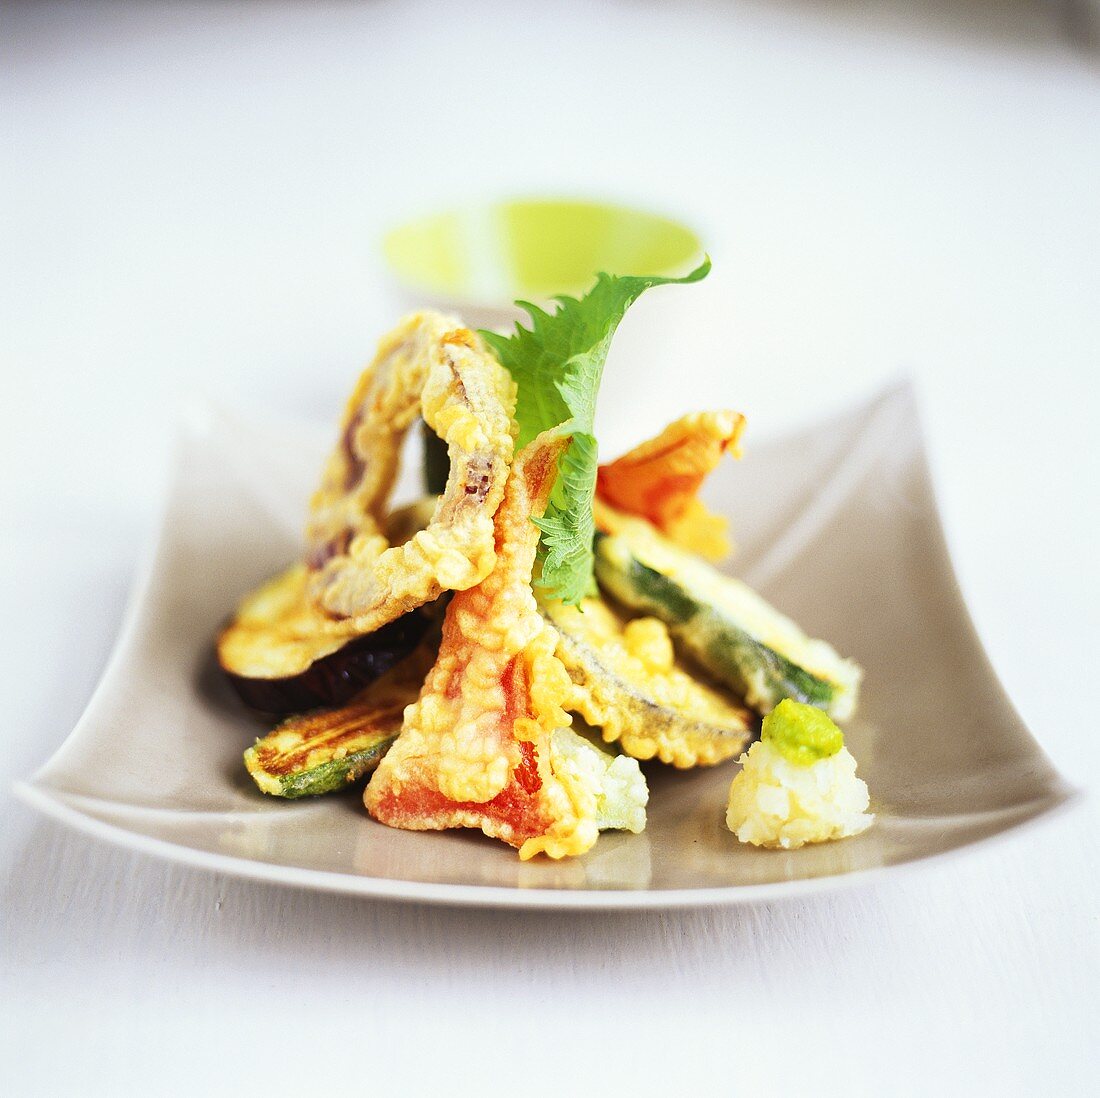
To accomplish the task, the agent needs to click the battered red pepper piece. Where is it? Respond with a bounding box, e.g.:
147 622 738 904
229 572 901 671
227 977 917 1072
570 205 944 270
365 432 606 860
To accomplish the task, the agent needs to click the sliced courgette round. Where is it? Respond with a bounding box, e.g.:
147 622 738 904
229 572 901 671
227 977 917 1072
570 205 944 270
592 504 862 720
541 595 753 768
244 647 432 798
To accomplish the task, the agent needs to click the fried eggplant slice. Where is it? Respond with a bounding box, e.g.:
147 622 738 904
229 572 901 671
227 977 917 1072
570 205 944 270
541 595 753 768
365 433 648 860
243 646 433 798
596 410 745 561
219 562 436 715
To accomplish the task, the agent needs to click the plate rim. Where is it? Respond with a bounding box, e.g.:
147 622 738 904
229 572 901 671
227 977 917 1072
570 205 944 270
11 779 1082 910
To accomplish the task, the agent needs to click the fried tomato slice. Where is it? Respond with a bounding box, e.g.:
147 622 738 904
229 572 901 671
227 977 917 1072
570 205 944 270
306 311 517 629
596 410 745 561
365 433 621 860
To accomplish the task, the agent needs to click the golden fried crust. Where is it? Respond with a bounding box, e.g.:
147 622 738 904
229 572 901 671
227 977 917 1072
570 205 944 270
544 597 753 768
596 410 745 561
305 311 518 631
365 434 608 860
218 563 357 678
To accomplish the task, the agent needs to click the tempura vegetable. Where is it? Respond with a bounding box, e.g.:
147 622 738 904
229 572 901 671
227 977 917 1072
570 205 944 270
306 312 517 627
593 503 862 720
217 564 438 713
597 410 745 561
365 434 647 859
542 595 753 768
218 312 517 710
243 645 435 798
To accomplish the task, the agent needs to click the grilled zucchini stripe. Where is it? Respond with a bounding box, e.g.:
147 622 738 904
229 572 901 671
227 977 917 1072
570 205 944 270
244 648 431 798
245 715 398 799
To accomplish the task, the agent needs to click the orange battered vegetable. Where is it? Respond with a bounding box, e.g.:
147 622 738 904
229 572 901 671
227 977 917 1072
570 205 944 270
596 410 745 561
365 432 622 859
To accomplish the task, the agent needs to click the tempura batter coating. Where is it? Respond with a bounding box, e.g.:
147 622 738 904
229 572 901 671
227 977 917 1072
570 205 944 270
543 596 753 768
306 312 517 629
219 314 516 693
596 410 745 561
365 434 629 860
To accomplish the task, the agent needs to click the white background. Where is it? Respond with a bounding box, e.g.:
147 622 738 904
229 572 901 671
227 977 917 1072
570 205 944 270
2 2 1098 1095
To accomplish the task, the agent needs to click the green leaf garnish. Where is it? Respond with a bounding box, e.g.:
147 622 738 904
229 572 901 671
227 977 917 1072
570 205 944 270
481 257 710 604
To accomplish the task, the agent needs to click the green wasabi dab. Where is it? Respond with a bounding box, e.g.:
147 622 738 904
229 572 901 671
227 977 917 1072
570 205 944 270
762 699 845 766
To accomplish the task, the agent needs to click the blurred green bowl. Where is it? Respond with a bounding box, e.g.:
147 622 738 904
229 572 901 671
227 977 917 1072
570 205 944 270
382 198 703 314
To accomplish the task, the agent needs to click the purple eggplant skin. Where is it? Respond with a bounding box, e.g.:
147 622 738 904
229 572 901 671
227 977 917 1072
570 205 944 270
220 606 435 718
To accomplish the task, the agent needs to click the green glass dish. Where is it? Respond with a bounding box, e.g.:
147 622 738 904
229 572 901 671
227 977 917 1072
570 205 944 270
382 197 703 307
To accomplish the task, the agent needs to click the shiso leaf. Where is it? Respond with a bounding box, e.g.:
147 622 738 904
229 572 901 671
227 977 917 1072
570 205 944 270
481 258 710 604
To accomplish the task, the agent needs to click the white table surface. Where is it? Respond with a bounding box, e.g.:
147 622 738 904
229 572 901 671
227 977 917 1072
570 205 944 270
3 3 1098 1094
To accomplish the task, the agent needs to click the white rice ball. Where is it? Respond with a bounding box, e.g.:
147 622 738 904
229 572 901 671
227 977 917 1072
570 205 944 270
726 738 873 849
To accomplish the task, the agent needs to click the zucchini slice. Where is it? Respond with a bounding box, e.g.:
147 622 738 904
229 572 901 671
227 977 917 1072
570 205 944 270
243 648 430 798
592 505 862 720
218 563 436 717
541 595 753 768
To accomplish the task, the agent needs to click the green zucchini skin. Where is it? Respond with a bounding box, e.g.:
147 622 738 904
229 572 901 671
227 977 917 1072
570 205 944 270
243 648 431 798
593 531 860 719
248 732 397 798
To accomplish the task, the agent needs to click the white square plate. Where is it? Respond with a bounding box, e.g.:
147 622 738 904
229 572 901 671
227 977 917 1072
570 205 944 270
16 383 1076 908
